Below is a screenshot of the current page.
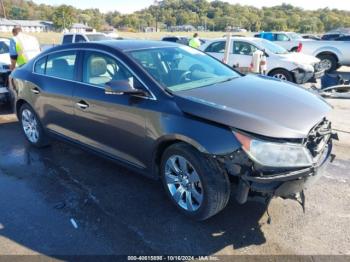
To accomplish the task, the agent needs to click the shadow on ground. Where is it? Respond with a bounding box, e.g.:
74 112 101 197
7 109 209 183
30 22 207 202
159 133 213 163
0 119 268 255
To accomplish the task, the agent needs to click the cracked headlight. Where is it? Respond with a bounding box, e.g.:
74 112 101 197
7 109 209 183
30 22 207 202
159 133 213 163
234 132 313 168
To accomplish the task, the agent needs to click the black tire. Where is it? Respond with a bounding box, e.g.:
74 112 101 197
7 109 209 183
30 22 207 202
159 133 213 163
160 143 231 221
269 69 294 82
19 103 50 147
317 54 338 72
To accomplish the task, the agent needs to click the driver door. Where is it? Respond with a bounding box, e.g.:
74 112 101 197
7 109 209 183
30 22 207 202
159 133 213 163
72 50 151 169
231 41 258 73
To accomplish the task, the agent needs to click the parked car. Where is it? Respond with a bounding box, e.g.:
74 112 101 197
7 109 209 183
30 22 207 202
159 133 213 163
298 40 350 72
62 32 111 44
161 36 189 45
321 33 345 41
10 41 335 220
200 37 324 83
334 35 350 41
302 34 321 41
0 38 11 104
254 32 312 52
161 36 206 46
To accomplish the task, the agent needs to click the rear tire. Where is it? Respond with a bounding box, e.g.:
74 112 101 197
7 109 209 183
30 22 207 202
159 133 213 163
317 54 338 72
19 103 50 147
269 69 294 82
160 143 231 221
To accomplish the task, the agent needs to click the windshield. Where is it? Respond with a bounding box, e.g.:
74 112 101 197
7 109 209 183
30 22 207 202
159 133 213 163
86 34 110 41
260 39 289 54
287 33 303 40
128 46 240 92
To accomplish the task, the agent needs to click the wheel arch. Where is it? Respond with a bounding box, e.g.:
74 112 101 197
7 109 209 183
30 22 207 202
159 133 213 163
315 51 339 62
15 99 28 119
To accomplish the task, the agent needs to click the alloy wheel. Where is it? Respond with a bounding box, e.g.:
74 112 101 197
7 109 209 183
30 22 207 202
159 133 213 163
273 73 287 81
320 59 332 71
21 109 39 143
165 155 203 211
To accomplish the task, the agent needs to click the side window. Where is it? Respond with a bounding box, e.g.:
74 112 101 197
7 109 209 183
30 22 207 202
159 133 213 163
75 35 86 43
233 41 258 56
83 52 141 89
34 56 47 74
205 41 225 53
46 51 77 80
62 35 73 44
0 42 9 54
276 34 289 41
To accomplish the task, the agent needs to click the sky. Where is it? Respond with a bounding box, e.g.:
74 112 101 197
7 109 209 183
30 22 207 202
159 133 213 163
33 0 350 14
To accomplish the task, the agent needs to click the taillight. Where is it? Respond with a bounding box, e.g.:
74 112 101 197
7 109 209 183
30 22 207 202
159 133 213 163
297 42 303 52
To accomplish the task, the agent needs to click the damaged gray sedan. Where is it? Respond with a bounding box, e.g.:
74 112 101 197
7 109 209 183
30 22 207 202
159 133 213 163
10 41 337 220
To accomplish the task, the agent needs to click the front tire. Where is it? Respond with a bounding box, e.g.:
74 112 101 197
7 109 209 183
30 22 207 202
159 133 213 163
269 69 294 82
160 143 230 221
20 103 50 147
317 54 338 72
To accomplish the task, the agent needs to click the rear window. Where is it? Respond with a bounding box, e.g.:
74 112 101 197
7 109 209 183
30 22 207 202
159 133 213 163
34 56 47 74
62 35 73 44
45 51 77 80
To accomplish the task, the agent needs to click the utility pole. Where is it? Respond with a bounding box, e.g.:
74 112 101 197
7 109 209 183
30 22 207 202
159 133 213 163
0 0 6 19
154 0 159 32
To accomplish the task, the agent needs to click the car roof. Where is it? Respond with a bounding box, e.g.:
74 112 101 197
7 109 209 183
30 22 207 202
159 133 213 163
42 40 179 54
205 37 264 43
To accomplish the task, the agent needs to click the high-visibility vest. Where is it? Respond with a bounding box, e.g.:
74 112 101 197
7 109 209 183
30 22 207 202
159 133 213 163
15 33 41 66
189 37 201 49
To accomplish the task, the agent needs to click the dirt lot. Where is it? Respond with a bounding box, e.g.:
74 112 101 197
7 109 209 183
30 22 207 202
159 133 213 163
0 68 349 257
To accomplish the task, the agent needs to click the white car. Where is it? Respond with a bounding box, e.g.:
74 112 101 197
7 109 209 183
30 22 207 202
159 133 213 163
0 38 11 104
62 32 111 44
200 37 324 84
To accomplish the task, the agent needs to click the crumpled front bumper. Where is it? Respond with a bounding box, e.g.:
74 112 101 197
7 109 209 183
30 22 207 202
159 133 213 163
293 68 325 84
230 141 333 204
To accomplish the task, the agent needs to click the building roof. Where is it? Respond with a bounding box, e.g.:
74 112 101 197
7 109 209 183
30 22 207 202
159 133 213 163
0 19 17 26
71 23 91 29
12 20 46 27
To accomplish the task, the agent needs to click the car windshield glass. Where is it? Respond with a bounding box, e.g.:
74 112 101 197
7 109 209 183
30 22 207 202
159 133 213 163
86 34 110 41
260 39 289 54
288 33 303 40
128 46 240 92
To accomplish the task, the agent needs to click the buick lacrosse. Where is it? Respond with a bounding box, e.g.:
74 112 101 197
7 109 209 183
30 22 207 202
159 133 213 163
10 41 336 220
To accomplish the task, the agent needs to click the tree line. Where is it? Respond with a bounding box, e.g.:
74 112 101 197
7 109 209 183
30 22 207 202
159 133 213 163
3 0 350 33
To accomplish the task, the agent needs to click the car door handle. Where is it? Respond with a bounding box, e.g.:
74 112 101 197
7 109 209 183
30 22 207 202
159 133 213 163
76 101 89 109
31 87 40 94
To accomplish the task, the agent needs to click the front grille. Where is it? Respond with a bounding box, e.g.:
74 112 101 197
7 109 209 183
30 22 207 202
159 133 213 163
2 65 9 70
304 118 331 158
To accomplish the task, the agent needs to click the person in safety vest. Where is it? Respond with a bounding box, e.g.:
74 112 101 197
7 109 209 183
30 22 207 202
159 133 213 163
188 33 201 49
10 27 40 70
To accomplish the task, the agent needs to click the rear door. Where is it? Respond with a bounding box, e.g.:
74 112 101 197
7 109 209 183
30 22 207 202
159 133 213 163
71 50 151 168
32 50 80 139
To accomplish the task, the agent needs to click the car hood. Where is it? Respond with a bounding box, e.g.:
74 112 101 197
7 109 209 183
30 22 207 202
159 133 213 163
278 52 320 65
174 75 331 139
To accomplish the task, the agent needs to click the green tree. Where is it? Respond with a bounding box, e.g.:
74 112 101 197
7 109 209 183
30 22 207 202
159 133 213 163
52 5 75 30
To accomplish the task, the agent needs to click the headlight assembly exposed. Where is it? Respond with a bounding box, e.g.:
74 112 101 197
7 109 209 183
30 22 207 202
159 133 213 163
234 131 313 168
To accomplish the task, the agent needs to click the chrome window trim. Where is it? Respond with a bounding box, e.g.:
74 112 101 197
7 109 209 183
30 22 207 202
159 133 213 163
32 47 157 101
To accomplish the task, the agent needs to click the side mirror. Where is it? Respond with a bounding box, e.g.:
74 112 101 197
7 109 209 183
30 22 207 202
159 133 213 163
104 80 147 96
